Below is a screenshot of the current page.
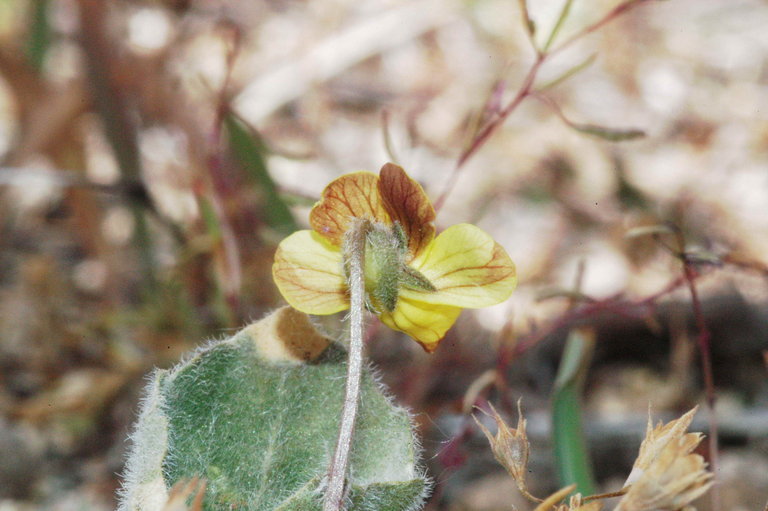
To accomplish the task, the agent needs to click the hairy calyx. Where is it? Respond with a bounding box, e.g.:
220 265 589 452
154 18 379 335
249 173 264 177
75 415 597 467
344 220 436 314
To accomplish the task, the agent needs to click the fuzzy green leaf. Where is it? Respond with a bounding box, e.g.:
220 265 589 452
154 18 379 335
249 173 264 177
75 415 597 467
119 310 427 511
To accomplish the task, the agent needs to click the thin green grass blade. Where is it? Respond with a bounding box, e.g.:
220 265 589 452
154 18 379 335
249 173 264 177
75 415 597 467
26 0 51 71
552 328 597 496
225 115 298 237
195 194 236 326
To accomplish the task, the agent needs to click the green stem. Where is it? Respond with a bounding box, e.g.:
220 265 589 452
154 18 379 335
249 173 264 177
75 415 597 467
324 219 371 511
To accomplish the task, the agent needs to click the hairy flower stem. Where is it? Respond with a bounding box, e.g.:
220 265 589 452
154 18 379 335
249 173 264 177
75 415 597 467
324 219 372 511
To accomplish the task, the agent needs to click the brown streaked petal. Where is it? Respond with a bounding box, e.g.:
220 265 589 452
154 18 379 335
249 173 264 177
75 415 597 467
378 163 436 259
309 171 390 246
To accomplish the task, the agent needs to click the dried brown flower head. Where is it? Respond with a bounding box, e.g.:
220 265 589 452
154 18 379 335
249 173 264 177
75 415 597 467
616 407 713 511
474 400 532 499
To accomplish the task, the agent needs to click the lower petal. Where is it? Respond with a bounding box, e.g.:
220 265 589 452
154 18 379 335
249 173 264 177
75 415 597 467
272 230 349 314
379 296 462 352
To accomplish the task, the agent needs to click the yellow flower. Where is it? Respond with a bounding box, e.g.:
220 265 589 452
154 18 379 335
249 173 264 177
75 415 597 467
272 163 517 352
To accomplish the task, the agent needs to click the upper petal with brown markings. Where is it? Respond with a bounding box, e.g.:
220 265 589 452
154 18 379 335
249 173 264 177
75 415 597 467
378 163 436 259
309 171 391 246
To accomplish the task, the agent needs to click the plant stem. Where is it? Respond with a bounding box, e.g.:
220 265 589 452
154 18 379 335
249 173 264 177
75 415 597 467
433 54 544 212
324 219 371 511
682 261 721 511
434 0 658 213
668 227 720 511
549 0 652 57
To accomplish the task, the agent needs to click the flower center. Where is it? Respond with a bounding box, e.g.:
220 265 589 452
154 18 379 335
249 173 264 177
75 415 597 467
361 221 435 313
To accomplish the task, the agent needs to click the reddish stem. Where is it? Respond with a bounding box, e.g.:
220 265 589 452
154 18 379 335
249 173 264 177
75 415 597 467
433 0 657 212
509 273 691 359
434 56 544 212
550 0 654 57
681 261 721 511
203 31 244 321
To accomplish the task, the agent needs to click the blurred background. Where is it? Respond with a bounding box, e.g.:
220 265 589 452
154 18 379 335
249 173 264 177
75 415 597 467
0 0 767 509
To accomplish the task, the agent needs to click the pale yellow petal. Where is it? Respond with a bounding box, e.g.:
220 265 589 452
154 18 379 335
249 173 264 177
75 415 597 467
403 223 517 308
272 230 349 314
378 296 461 352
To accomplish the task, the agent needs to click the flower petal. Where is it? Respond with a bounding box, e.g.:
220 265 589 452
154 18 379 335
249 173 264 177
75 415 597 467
379 296 461 352
309 171 391 246
272 230 349 314
378 163 436 259
403 223 517 308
